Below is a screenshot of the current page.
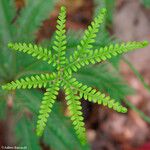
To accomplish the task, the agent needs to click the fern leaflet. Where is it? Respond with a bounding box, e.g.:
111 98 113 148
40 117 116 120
2 73 56 90
65 41 148 75
36 81 60 136
63 77 127 113
64 83 86 144
77 8 107 52
8 42 53 64
53 6 67 70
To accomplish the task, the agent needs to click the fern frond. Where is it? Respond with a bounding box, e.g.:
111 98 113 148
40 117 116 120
36 81 60 136
8 42 53 64
64 77 127 113
77 8 106 53
65 41 148 75
2 73 56 90
2 6 149 145
66 8 106 67
63 83 87 144
53 6 67 70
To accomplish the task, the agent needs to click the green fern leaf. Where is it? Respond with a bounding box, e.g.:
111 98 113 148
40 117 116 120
2 6 149 144
77 8 106 52
66 8 107 67
8 42 53 64
53 6 67 70
36 81 60 136
63 77 127 113
64 83 86 144
2 73 56 90
65 41 148 75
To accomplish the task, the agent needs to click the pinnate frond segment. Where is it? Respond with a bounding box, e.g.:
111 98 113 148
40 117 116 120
63 82 87 144
2 73 56 90
66 8 107 67
36 81 60 136
8 42 53 64
53 6 67 70
64 77 127 113
77 8 107 53
65 41 149 75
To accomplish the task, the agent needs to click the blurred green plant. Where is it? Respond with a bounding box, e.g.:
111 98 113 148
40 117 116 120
140 0 150 8
123 58 150 123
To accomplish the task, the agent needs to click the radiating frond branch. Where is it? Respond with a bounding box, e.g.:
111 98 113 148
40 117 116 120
65 8 107 68
8 42 53 64
53 6 67 70
63 82 87 144
64 41 149 75
76 8 107 53
63 77 127 113
36 81 60 136
2 73 57 90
